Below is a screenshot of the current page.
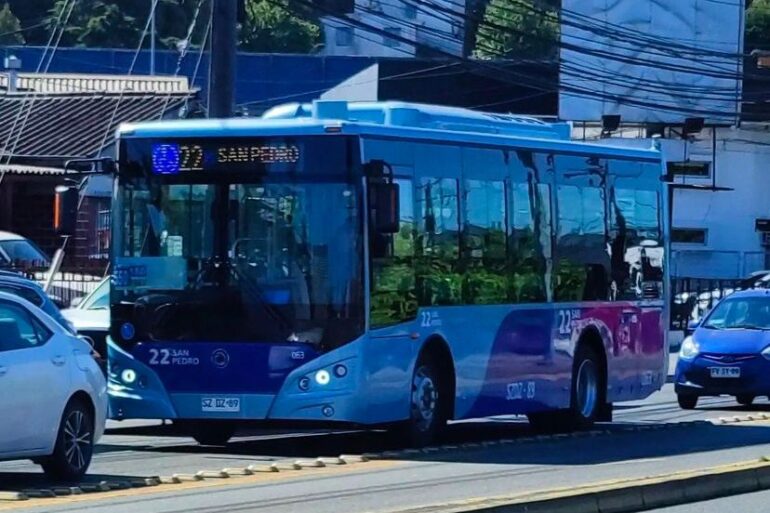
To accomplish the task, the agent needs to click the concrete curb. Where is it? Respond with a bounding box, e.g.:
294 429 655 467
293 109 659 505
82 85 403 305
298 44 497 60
369 459 770 513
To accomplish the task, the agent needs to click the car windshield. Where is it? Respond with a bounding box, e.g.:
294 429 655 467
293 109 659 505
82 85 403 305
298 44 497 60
0 239 49 267
81 279 110 310
702 296 770 330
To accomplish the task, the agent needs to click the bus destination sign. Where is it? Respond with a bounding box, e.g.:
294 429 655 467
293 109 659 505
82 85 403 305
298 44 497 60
151 142 301 175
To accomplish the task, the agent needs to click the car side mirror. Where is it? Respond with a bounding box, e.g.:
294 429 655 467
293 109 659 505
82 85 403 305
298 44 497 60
70 296 83 308
685 319 699 336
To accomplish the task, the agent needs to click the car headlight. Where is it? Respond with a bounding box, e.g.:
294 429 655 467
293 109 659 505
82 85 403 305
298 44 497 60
679 337 699 360
761 346 770 361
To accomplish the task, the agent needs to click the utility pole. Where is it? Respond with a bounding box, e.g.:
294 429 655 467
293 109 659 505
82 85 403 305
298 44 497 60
208 0 238 276
208 0 237 118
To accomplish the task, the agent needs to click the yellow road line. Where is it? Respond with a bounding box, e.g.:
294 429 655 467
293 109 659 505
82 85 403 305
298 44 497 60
0 460 403 510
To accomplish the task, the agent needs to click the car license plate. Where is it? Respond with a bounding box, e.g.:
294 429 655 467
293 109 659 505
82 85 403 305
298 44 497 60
709 367 741 379
201 397 240 412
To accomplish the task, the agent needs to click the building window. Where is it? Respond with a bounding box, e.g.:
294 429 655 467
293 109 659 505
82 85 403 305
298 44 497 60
672 228 707 244
667 161 711 178
403 1 417 19
383 27 401 47
335 26 353 46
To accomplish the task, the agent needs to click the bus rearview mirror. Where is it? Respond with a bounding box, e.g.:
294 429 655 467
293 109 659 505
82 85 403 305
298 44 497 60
53 186 78 236
369 182 400 234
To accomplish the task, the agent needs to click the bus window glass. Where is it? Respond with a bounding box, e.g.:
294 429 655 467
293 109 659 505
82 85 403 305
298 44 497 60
370 178 418 327
463 180 507 304
611 184 663 299
416 178 461 305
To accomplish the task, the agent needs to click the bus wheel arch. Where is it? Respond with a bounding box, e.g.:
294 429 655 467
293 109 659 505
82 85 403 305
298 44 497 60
394 336 456 447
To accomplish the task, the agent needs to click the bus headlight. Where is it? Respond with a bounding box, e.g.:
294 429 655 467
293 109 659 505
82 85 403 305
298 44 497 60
121 369 137 384
679 337 699 361
315 370 331 386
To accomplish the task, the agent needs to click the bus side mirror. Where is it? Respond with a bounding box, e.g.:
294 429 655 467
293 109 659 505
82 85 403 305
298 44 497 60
369 182 400 234
54 186 79 237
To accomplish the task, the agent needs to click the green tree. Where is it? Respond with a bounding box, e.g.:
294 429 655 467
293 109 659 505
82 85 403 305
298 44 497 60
0 3 25 45
474 0 558 59
239 0 321 53
746 0 770 52
45 0 203 50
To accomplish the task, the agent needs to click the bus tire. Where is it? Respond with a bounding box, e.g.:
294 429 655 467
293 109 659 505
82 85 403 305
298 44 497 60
179 420 237 446
564 344 603 430
393 354 446 447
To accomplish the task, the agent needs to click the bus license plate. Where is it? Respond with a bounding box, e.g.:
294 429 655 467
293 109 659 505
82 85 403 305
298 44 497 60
202 397 241 412
709 367 741 379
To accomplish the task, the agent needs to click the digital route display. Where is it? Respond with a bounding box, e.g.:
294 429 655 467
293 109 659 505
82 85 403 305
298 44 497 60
151 141 301 175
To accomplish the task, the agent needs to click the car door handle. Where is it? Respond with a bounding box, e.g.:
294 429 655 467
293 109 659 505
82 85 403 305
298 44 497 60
0 366 6 377
51 355 66 367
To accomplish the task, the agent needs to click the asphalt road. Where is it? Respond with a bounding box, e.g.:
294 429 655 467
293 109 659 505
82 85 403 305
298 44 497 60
5 353 770 512
651 489 770 513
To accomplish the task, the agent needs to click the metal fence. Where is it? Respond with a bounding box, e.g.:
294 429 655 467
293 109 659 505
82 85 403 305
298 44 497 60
32 265 107 307
670 277 745 330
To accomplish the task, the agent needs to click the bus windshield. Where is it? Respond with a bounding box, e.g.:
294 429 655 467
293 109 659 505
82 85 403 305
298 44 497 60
113 136 363 349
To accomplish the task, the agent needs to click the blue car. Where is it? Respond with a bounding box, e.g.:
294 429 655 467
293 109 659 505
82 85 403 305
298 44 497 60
675 289 770 409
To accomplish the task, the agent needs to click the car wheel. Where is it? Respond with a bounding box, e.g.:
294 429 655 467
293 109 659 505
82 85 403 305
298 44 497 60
179 420 237 446
677 394 698 410
40 399 95 482
736 394 755 406
391 355 446 447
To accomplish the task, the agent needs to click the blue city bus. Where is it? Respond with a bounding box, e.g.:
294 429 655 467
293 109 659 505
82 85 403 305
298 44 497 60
107 101 668 445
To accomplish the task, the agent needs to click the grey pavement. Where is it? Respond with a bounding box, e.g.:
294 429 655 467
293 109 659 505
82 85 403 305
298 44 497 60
650 489 770 513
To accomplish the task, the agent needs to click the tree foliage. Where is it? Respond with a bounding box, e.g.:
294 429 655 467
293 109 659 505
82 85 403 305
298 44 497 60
474 0 558 59
0 2 24 45
239 0 321 53
5 0 321 54
746 0 770 52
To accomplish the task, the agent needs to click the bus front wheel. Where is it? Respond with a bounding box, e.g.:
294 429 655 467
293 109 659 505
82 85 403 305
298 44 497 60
392 355 447 447
178 420 237 446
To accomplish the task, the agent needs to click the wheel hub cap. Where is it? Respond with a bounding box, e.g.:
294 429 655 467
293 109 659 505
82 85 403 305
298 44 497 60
411 369 438 432
64 410 91 471
576 360 598 418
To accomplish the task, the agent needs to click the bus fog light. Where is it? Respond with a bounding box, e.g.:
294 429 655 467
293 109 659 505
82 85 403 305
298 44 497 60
333 364 347 378
299 377 311 391
121 369 137 384
315 370 331 386
322 405 335 417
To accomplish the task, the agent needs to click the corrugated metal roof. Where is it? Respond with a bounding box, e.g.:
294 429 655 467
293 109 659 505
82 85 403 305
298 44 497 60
0 92 194 158
0 73 192 94
0 164 65 175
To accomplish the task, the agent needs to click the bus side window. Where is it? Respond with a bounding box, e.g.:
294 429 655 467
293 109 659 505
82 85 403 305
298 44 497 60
509 182 550 303
462 180 507 304
369 178 418 328
415 178 462 306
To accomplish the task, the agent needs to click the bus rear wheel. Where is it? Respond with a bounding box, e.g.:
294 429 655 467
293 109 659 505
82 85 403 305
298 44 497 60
528 344 604 433
565 345 603 430
178 420 237 446
392 355 446 447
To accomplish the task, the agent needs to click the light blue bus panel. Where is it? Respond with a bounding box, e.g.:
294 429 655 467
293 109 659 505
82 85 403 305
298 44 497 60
108 101 667 444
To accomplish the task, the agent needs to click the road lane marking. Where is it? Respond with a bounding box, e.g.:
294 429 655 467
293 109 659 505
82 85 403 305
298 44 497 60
0 460 402 510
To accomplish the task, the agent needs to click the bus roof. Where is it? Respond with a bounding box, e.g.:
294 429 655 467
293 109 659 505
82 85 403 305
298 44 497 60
118 100 661 161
